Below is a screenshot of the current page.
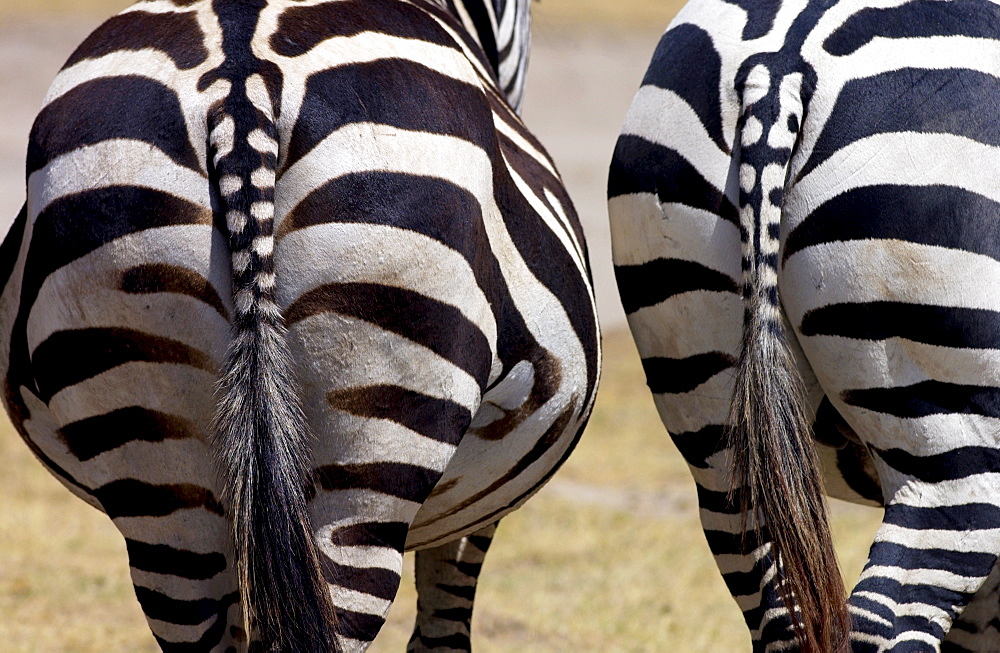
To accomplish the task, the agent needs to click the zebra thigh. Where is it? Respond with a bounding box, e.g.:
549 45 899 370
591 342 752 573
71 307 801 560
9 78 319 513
276 213 493 649
783 179 1000 649
12 217 242 650
612 190 808 641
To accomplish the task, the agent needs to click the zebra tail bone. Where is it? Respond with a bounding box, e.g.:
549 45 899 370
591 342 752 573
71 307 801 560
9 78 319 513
727 64 850 653
209 97 340 652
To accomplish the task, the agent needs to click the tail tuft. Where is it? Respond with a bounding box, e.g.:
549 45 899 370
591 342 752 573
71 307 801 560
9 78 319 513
728 285 850 653
210 101 339 652
728 60 850 653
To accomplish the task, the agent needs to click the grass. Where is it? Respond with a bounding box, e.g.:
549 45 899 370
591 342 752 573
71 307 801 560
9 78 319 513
0 0 131 16
0 329 883 652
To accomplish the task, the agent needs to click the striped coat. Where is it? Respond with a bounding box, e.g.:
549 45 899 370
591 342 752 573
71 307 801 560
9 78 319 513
1 0 600 650
610 0 1000 651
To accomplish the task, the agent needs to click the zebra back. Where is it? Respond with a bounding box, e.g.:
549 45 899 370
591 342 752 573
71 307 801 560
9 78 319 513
426 0 531 111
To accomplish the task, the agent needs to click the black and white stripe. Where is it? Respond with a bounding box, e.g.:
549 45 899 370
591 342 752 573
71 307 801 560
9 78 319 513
2 0 600 650
427 0 530 112
409 522 498 652
610 0 1000 651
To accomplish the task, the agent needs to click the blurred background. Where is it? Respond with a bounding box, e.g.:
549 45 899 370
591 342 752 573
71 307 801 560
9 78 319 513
0 1 881 650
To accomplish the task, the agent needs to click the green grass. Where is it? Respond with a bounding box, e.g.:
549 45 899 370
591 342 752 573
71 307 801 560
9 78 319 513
0 330 882 651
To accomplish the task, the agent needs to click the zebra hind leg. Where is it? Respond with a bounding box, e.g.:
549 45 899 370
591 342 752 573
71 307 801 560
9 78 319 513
408 523 499 652
114 511 242 652
941 557 1000 652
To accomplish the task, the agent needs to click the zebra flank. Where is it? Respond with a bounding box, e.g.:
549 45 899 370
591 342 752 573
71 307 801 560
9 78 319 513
729 61 848 653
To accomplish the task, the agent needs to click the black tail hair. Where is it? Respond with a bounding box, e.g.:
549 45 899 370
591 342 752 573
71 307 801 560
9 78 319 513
728 66 850 653
209 94 339 652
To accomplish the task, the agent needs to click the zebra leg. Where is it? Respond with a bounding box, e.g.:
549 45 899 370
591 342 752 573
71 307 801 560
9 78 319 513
789 349 1000 649
616 282 802 645
0 210 247 649
812 398 1000 651
790 292 1000 647
843 465 1000 650
309 464 481 652
783 190 1000 649
942 559 1000 652
306 421 479 653
115 518 242 652
408 523 498 652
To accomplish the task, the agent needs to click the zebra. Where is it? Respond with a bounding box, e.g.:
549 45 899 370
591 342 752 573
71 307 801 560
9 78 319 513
609 0 1000 650
1 0 600 650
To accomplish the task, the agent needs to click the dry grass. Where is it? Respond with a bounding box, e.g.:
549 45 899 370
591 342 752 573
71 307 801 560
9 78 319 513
0 329 882 652
0 0 131 17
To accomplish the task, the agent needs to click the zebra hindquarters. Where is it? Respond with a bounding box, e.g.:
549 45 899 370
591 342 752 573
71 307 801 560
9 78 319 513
783 159 1000 649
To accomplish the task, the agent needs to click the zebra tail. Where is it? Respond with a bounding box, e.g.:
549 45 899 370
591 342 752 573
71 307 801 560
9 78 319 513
728 69 850 653
209 99 339 652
